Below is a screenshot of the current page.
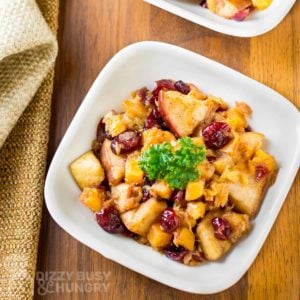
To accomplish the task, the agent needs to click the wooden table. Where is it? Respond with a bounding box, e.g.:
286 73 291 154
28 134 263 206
36 1 300 299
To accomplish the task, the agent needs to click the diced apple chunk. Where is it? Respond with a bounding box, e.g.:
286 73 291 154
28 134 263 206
150 180 172 199
228 174 270 217
174 227 195 251
121 198 167 236
185 179 205 201
223 211 250 243
196 210 250 260
111 183 142 213
147 223 172 249
158 90 214 137
239 132 265 160
100 139 126 185
79 187 106 212
70 150 105 189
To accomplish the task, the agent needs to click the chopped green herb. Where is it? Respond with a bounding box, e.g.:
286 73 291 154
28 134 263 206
139 137 206 189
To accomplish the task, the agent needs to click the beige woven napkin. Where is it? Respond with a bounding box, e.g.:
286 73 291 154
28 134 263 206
0 0 58 299
0 0 57 147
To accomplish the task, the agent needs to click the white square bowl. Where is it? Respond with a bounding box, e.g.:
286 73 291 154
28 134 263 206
144 0 296 37
45 41 300 294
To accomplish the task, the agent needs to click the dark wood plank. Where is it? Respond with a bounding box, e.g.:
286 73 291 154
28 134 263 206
36 0 300 299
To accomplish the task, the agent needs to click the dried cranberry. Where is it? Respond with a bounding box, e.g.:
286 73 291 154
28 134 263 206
206 155 217 163
245 126 252 132
110 131 141 155
174 80 190 95
144 109 159 129
100 176 110 191
141 187 151 203
138 87 149 105
96 118 107 144
170 190 186 205
199 0 208 8
91 139 101 157
211 217 231 240
96 206 126 234
144 107 169 130
151 79 176 101
164 245 188 262
232 8 250 21
122 228 136 238
143 176 155 186
255 165 269 182
202 122 232 149
160 208 180 233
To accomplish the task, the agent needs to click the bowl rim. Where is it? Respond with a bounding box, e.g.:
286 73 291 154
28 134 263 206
45 41 300 294
143 0 296 37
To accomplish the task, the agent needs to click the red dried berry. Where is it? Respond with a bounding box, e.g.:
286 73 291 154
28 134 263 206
206 155 217 163
96 118 107 144
232 8 250 21
164 245 188 262
141 187 151 203
174 80 190 95
143 176 155 186
202 122 232 149
110 131 141 155
255 165 269 182
138 87 149 105
144 107 169 130
144 109 159 129
96 206 126 234
160 208 180 233
211 217 231 240
151 79 176 100
199 0 208 8
170 190 186 204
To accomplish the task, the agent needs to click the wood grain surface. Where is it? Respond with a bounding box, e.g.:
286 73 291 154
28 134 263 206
36 1 300 299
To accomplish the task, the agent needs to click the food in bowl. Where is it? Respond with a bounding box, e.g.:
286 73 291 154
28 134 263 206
200 0 273 21
69 79 277 265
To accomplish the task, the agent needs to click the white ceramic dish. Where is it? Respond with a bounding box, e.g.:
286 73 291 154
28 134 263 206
45 41 300 294
144 0 296 37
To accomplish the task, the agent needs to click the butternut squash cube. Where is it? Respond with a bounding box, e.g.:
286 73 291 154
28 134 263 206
185 179 205 201
252 0 272 10
125 154 144 184
103 111 127 137
79 187 105 212
142 127 175 151
174 227 195 251
147 223 172 249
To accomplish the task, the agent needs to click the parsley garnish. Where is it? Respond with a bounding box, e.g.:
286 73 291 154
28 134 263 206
139 137 206 189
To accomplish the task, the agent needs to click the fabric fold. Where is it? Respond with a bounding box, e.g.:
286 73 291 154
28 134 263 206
0 0 58 148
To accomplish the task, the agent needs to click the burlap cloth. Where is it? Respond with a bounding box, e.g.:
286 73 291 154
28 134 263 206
0 0 58 298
